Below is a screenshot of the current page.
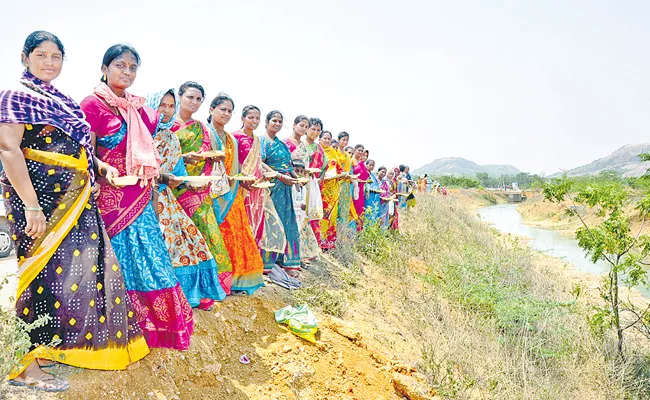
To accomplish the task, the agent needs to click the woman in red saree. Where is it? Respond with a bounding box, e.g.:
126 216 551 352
207 94 265 295
81 44 193 350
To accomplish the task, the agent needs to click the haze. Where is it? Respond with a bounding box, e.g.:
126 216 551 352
1 0 647 176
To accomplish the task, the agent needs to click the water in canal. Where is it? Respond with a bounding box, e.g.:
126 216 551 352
478 203 649 297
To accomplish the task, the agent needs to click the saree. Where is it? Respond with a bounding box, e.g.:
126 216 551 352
260 136 301 270
232 130 286 254
171 120 233 294
352 159 369 231
81 95 193 350
0 74 149 379
378 179 397 230
211 128 265 295
365 172 381 225
337 149 358 227
317 145 344 249
153 126 226 306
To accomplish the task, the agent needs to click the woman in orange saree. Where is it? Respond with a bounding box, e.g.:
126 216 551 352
207 94 264 295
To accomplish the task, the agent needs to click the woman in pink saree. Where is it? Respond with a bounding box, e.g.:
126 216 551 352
232 105 285 256
351 144 369 231
80 44 193 350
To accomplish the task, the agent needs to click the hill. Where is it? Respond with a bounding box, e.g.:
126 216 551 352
414 157 520 177
556 143 650 178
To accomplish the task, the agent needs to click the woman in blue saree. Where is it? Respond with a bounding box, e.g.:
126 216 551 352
364 159 381 225
259 110 301 273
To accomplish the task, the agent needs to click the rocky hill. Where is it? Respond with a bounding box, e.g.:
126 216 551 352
556 143 650 178
414 157 520 177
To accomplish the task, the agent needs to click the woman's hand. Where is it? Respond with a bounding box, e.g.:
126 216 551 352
102 164 120 187
209 154 226 163
188 182 209 192
92 184 101 200
25 208 46 239
183 152 205 165
165 174 185 189
278 174 297 186
241 181 254 191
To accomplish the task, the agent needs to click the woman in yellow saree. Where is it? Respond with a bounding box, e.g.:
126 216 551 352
0 31 147 392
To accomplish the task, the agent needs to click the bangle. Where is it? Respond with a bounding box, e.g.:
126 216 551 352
25 206 42 212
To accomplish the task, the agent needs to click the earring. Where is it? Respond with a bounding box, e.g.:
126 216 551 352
102 74 107 82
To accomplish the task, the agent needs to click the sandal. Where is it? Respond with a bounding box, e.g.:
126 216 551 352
9 374 70 392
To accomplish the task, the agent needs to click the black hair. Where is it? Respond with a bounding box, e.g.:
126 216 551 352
367 159 375 165
292 159 305 169
399 165 406 172
338 131 349 140
101 44 141 82
294 115 309 125
179 81 205 98
364 149 369 155
207 92 235 123
242 105 260 118
308 117 323 131
354 144 364 150
320 130 332 139
266 110 283 124
378 166 387 172
22 31 65 62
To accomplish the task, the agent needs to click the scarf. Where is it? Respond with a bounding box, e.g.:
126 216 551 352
93 82 160 183
0 71 96 183
145 88 179 131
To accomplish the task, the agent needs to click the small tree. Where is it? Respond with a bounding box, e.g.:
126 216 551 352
544 175 650 359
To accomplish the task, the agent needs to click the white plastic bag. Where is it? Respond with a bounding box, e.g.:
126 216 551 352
306 176 324 221
353 180 359 200
210 161 230 198
388 200 395 216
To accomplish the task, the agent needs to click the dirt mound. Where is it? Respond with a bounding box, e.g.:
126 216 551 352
41 282 409 400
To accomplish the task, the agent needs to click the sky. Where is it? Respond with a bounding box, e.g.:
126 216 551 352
1 0 648 176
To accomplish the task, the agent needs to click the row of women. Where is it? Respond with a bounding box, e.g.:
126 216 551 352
0 31 414 392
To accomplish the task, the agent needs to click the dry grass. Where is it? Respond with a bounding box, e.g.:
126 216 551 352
296 193 650 399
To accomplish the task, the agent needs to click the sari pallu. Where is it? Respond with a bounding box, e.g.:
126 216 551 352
81 96 193 350
232 130 286 254
153 126 226 306
352 160 369 231
260 136 301 270
171 120 233 295
1 125 149 379
211 129 264 295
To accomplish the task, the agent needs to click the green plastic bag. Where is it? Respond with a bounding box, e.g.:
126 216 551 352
275 304 318 343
